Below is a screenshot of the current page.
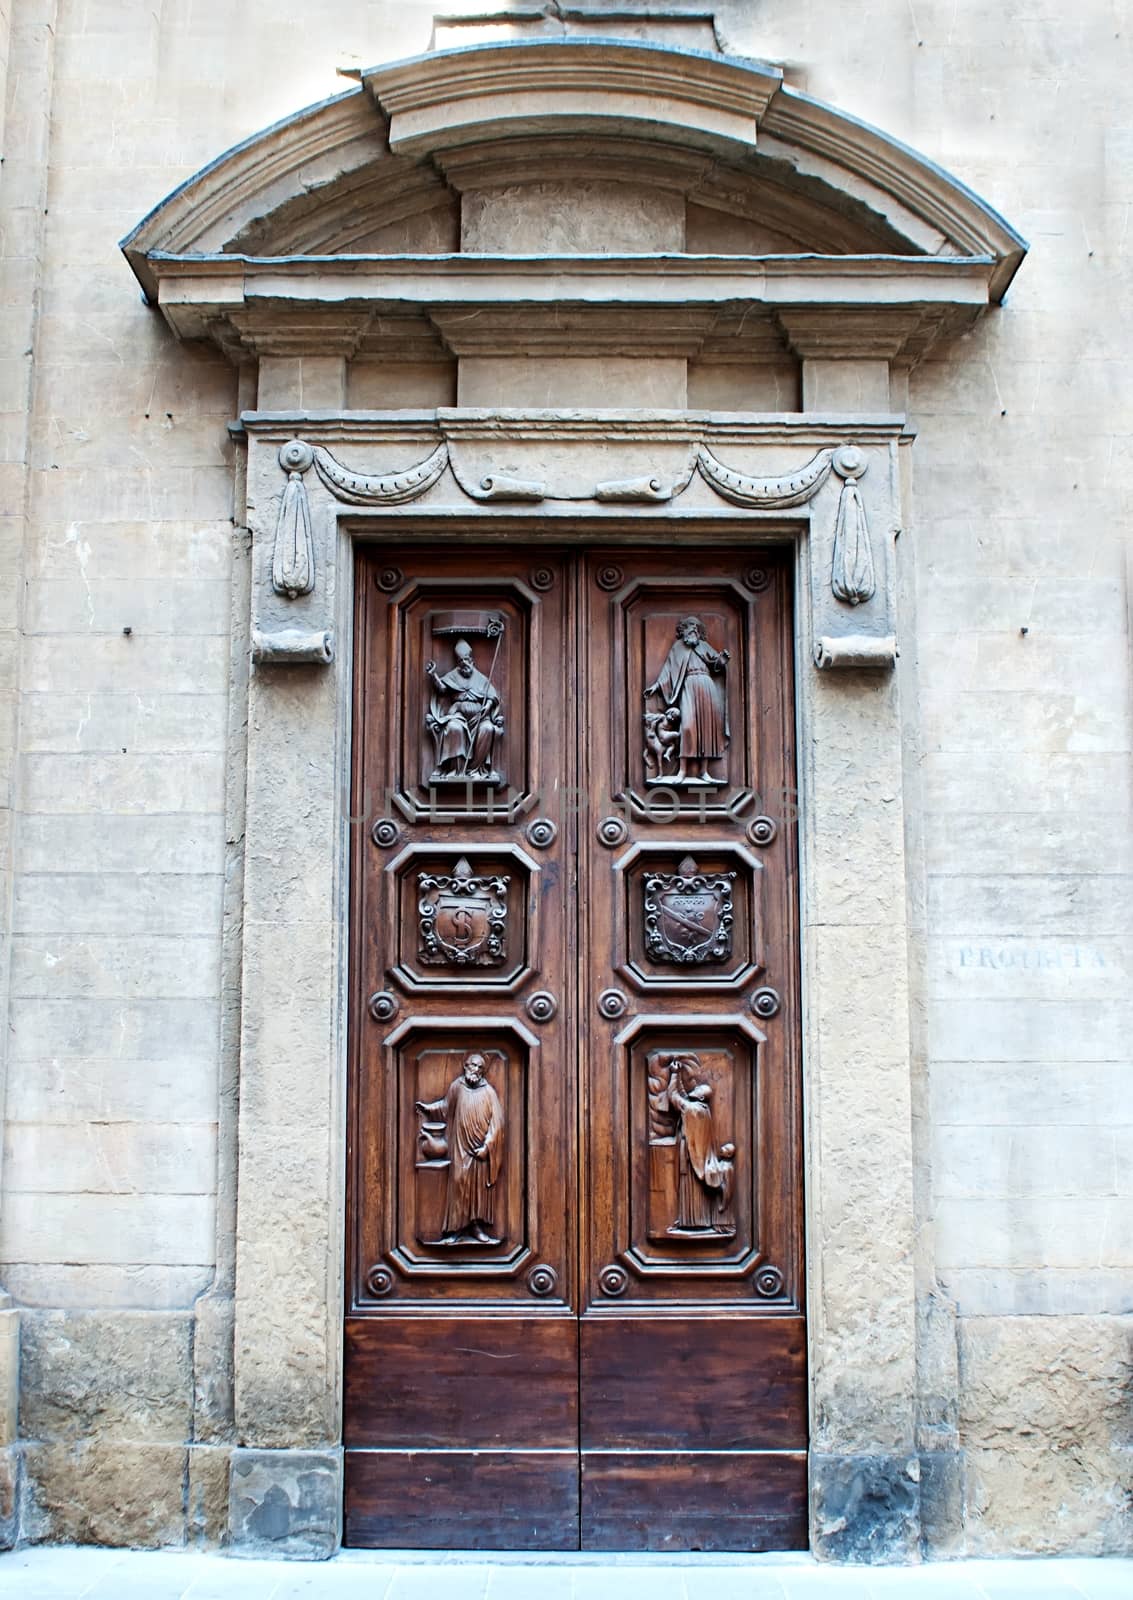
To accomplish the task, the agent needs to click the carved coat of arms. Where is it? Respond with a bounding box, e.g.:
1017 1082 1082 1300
418 857 509 967
644 855 734 964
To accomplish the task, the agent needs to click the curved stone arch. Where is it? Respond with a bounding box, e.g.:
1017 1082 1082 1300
122 39 1025 303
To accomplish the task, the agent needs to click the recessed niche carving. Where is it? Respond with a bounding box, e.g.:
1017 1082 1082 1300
393 1030 529 1270
643 614 730 788
414 1050 506 1247
425 610 507 785
387 578 540 824
648 1050 737 1240
606 576 755 822
614 1014 767 1283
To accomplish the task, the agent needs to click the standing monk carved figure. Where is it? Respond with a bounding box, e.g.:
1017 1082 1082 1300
416 1052 505 1245
650 1053 735 1236
426 637 505 784
644 616 730 785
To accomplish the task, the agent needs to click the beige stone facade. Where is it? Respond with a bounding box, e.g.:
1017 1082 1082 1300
0 0 1129 1563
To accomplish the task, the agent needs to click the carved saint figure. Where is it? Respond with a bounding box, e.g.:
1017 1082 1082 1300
415 1052 505 1245
426 636 505 784
649 1053 735 1237
643 616 730 786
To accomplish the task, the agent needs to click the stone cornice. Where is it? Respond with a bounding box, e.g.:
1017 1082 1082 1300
761 88 1027 302
121 39 1027 316
367 38 782 155
150 252 992 361
240 410 914 447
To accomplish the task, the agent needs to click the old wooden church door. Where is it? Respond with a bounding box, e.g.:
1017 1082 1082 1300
345 544 806 1550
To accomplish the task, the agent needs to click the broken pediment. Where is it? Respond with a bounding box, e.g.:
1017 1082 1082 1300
122 38 1026 365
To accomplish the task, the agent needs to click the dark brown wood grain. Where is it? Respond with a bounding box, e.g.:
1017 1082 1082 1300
581 1316 806 1450
345 1315 578 1448
346 1450 580 1549
581 1451 808 1551
345 543 807 1549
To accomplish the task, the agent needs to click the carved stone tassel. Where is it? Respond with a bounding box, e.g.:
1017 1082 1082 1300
272 440 315 599
830 445 875 607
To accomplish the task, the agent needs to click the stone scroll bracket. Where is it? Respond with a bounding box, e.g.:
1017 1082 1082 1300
253 437 452 667
249 423 901 671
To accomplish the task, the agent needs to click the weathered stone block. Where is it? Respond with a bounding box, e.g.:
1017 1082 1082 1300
19 1309 193 1442
811 1452 921 1563
4 1122 217 1196
0 1448 20 1551
958 1314 1133 1554
187 1444 230 1547
23 1440 187 1547
192 1291 234 1444
918 1450 964 1558
13 870 224 937
227 1447 340 1559
2 1193 214 1269
0 1301 17 1447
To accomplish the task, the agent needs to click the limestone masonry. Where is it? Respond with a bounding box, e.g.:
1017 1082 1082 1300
0 0 1128 1563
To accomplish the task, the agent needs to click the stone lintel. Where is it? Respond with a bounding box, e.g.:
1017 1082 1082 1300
150 256 989 365
227 1448 342 1560
238 409 914 445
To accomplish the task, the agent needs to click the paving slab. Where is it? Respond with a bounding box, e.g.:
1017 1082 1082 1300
0 1549 1131 1600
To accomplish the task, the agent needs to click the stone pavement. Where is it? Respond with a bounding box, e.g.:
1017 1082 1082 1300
0 1550 1131 1600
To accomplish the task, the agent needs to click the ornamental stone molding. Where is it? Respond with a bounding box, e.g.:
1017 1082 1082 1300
257 420 891 665
121 38 1025 359
245 412 904 671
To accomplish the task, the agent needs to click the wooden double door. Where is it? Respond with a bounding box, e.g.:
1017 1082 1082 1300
345 543 807 1550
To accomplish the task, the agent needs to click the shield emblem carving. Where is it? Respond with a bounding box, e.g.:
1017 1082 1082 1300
419 858 509 967
644 856 734 965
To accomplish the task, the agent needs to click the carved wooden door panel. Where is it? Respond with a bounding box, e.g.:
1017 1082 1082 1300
345 544 806 1551
345 548 579 1547
579 549 807 1549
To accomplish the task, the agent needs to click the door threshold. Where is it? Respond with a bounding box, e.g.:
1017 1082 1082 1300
335 1549 817 1565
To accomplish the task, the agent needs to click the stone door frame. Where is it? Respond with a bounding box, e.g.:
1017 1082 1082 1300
113 34 1026 1560
226 409 922 1559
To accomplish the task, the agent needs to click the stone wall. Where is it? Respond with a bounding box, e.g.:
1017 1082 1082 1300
0 0 1128 1558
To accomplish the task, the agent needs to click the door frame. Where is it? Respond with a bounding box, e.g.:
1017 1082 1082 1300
228 413 921 1559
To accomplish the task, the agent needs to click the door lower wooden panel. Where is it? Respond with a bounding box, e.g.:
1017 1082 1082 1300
580 1317 807 1450
345 1317 578 1448
346 544 807 1549
580 1451 808 1552
346 1451 580 1550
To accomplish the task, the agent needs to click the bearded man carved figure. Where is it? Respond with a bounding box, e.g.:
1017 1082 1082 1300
644 615 730 785
416 1052 505 1245
426 638 505 783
